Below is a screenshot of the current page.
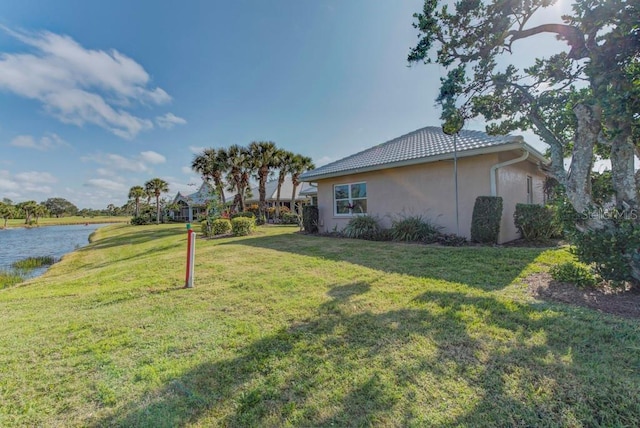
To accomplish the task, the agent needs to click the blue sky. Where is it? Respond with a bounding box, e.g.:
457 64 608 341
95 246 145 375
0 0 572 209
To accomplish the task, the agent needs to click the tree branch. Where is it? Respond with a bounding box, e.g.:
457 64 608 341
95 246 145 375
508 24 588 59
507 82 568 184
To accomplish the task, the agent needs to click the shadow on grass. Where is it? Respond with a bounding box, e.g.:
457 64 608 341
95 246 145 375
86 226 185 251
93 283 639 427
220 233 546 291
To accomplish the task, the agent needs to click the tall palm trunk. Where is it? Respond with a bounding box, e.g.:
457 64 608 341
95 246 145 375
135 197 140 217
275 170 285 221
155 194 161 224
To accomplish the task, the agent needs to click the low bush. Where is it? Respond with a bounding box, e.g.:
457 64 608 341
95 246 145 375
568 218 640 285
302 206 319 233
230 211 255 220
514 204 560 241
437 233 468 246
200 219 210 236
373 228 394 242
231 216 256 236
130 216 151 225
550 261 598 288
391 215 441 243
246 204 260 217
342 215 382 240
471 196 503 244
212 218 232 235
281 212 299 225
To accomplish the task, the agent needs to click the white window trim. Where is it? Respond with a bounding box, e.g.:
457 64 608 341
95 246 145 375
333 182 367 217
526 175 533 204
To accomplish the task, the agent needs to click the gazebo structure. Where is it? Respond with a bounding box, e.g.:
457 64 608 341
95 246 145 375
169 181 216 222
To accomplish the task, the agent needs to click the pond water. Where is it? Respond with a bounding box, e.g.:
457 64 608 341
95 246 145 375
0 223 108 278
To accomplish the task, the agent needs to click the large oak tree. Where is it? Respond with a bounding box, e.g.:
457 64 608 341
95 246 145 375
409 0 639 283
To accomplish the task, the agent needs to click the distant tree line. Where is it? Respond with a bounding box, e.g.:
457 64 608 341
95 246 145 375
0 197 134 227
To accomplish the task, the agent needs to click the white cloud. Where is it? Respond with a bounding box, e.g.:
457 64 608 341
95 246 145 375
0 169 57 196
84 178 128 192
10 132 68 150
189 145 206 154
140 150 166 164
0 170 19 191
0 27 169 139
315 156 333 166
15 171 57 184
166 176 200 197
181 166 193 175
96 168 112 176
156 112 187 129
82 152 149 173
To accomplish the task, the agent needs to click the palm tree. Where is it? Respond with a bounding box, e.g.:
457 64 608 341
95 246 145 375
34 203 48 225
289 155 315 215
226 145 253 212
144 178 170 224
16 200 38 224
128 185 146 217
191 148 228 205
248 141 278 222
0 201 15 228
274 149 294 220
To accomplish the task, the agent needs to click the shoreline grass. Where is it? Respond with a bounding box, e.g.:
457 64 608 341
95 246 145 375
1 256 58 288
0 224 638 426
0 270 23 289
11 255 57 270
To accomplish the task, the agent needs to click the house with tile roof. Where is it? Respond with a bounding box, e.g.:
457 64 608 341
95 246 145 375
169 181 216 222
300 126 548 243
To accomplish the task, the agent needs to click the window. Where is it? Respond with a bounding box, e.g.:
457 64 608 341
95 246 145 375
526 176 533 204
334 182 367 215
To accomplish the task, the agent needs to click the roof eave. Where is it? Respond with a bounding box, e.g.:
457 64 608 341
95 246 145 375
302 142 548 181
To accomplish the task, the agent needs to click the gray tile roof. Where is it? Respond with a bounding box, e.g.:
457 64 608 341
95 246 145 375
173 181 216 206
300 126 529 180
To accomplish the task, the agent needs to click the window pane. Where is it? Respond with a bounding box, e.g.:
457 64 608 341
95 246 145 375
336 200 351 214
335 185 348 200
352 199 367 214
351 183 366 198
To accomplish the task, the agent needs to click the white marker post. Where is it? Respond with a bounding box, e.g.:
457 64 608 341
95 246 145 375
185 223 196 288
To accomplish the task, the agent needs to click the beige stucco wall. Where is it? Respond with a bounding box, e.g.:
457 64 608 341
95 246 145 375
315 151 546 243
496 157 546 243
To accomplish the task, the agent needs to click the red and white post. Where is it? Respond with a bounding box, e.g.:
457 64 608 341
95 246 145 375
185 224 196 288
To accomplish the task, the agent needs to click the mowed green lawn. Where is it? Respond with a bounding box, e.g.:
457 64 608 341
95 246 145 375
0 224 638 427
3 216 130 228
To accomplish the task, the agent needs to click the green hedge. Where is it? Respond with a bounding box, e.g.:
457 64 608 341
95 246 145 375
514 204 560 241
302 206 319 233
569 218 640 285
212 218 232 235
200 219 210 236
281 212 299 225
231 216 256 236
471 196 503 244
231 211 255 219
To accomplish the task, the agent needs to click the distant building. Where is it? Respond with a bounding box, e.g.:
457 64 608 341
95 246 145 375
245 177 316 214
169 181 216 222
